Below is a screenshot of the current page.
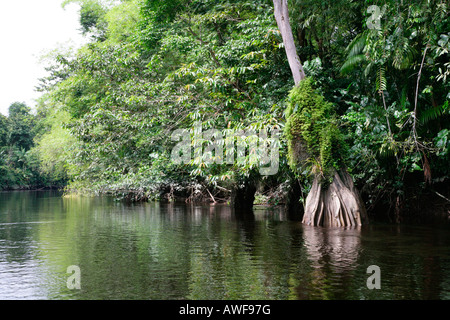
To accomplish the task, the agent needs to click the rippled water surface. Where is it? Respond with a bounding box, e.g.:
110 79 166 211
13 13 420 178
1 191 450 300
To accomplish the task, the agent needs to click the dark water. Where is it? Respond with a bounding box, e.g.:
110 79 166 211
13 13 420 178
0 191 450 300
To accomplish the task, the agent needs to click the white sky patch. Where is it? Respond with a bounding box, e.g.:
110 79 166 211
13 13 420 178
0 0 86 116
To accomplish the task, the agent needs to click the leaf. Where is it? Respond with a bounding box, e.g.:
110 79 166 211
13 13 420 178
376 65 386 93
340 54 366 74
345 32 368 58
419 104 444 124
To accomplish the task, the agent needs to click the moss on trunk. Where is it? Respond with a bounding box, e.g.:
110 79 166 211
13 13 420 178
285 78 368 227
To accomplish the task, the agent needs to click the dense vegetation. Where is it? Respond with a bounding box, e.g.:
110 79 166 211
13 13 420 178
1 0 448 222
0 102 66 189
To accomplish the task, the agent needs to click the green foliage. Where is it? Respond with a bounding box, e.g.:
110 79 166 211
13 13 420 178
7 102 35 150
63 0 109 39
33 109 76 183
0 114 8 147
13 0 446 219
434 129 449 156
285 78 346 181
0 102 68 190
0 146 42 189
334 0 450 215
104 0 140 43
79 1 105 34
33 0 294 199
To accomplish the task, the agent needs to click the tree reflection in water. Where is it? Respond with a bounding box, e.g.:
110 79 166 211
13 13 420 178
2 192 450 300
296 225 362 299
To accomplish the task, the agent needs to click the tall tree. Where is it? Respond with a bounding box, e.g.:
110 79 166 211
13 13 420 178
7 102 35 151
273 0 368 227
272 0 305 85
0 114 8 147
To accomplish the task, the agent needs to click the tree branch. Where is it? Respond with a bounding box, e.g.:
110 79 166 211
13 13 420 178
412 44 430 149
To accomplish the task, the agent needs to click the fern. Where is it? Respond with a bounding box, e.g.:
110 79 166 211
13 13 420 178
376 65 387 93
419 102 447 124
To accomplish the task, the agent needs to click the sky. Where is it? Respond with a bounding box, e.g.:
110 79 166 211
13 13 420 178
0 0 86 116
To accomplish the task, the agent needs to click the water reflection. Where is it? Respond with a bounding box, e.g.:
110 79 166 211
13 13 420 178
1 191 450 300
296 226 362 299
302 226 362 269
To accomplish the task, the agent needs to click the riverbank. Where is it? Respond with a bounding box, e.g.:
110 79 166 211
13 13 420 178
0 185 64 192
61 180 450 224
3 175 448 224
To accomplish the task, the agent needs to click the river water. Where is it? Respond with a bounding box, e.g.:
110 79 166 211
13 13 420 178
0 190 449 300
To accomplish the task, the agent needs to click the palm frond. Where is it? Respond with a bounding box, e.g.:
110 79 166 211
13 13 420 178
419 103 445 124
340 31 369 75
364 62 374 78
376 65 387 93
345 32 368 58
340 54 366 74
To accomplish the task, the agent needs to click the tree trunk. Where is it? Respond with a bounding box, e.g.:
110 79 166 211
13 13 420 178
285 178 304 221
230 180 257 213
302 169 369 227
272 0 306 85
272 0 368 227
